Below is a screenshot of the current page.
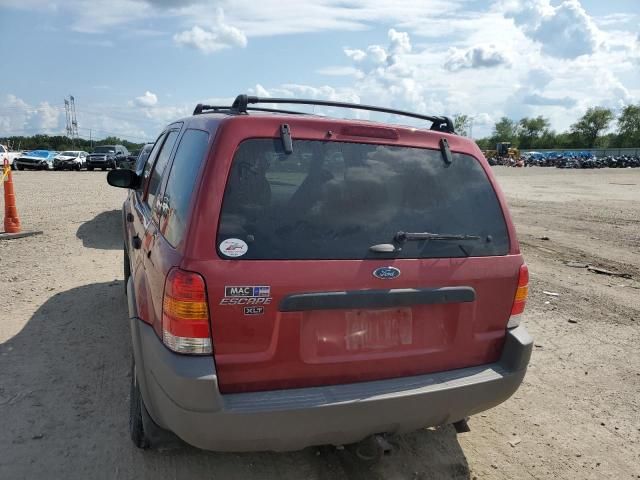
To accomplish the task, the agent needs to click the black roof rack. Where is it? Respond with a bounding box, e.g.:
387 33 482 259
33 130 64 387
193 104 310 116
193 95 456 134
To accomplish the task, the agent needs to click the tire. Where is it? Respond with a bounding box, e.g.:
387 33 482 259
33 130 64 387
102 167 107 171
88 167 94 171
123 246 131 296
17 165 24 171
129 362 151 449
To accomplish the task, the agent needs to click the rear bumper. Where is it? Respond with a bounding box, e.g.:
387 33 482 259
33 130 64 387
128 285 532 452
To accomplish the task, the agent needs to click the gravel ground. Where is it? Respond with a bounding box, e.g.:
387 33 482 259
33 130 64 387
0 168 639 479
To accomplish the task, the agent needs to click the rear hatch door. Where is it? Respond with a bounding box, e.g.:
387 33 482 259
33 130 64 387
199 126 521 393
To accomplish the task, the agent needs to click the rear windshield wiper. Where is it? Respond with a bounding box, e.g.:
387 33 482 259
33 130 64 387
394 231 482 243
369 231 485 255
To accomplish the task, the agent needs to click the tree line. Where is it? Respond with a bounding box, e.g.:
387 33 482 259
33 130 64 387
0 134 145 152
4 104 640 153
453 104 640 151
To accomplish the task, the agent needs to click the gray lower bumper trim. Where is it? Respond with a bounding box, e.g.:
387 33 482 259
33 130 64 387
130 302 532 452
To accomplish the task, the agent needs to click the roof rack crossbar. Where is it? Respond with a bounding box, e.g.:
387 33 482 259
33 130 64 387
193 104 310 116
231 95 455 133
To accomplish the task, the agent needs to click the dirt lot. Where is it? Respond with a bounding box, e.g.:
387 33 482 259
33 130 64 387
1 168 639 479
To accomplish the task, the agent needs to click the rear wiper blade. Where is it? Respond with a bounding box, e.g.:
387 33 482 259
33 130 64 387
394 231 482 243
368 232 485 254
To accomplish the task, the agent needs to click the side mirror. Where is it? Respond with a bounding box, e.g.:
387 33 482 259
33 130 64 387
107 169 140 189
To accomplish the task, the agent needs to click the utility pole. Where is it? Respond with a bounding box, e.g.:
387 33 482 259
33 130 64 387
64 99 72 138
70 95 79 140
64 95 79 146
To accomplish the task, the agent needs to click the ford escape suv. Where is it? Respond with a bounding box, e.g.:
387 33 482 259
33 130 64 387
107 95 532 453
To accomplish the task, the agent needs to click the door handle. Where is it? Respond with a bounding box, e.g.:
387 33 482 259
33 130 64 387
132 234 142 250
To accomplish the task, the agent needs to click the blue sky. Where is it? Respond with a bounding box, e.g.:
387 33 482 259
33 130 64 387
0 0 638 142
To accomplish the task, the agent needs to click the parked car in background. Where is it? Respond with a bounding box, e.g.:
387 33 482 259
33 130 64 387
53 151 89 171
86 145 129 171
1 144 22 170
133 143 153 172
118 148 143 170
15 150 58 170
107 94 532 454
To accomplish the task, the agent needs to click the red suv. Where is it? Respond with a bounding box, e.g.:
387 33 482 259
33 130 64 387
108 95 532 453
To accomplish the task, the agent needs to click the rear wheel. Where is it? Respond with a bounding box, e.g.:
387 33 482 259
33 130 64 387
129 362 151 449
129 360 180 450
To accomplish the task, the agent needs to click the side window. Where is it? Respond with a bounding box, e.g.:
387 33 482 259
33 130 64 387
145 130 179 211
141 134 166 191
160 129 210 247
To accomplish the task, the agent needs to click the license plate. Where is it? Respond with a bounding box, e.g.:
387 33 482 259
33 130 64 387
345 308 413 351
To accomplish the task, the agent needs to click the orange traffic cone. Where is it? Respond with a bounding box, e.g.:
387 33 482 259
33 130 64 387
1 159 41 240
3 159 22 234
3 159 20 233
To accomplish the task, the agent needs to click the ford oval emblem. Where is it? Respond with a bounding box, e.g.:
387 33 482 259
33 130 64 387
373 266 401 280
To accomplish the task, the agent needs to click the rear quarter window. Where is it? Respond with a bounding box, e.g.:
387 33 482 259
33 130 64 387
217 139 509 260
160 129 210 247
146 130 179 211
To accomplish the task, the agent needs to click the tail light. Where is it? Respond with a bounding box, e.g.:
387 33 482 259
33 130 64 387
507 264 529 328
162 268 212 354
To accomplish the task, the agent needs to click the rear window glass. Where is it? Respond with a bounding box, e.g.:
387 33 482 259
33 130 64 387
217 139 509 260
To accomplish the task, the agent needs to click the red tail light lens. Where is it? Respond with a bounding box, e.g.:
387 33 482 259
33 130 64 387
162 268 212 354
508 264 529 328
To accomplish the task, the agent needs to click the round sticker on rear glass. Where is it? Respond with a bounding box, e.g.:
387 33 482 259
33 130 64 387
219 238 248 258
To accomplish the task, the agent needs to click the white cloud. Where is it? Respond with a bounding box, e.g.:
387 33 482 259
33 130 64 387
174 8 247 54
133 91 158 107
28 102 60 131
388 28 412 55
316 66 361 77
522 93 576 108
174 24 247 53
344 48 367 62
444 44 510 71
0 95 61 135
504 0 601 59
